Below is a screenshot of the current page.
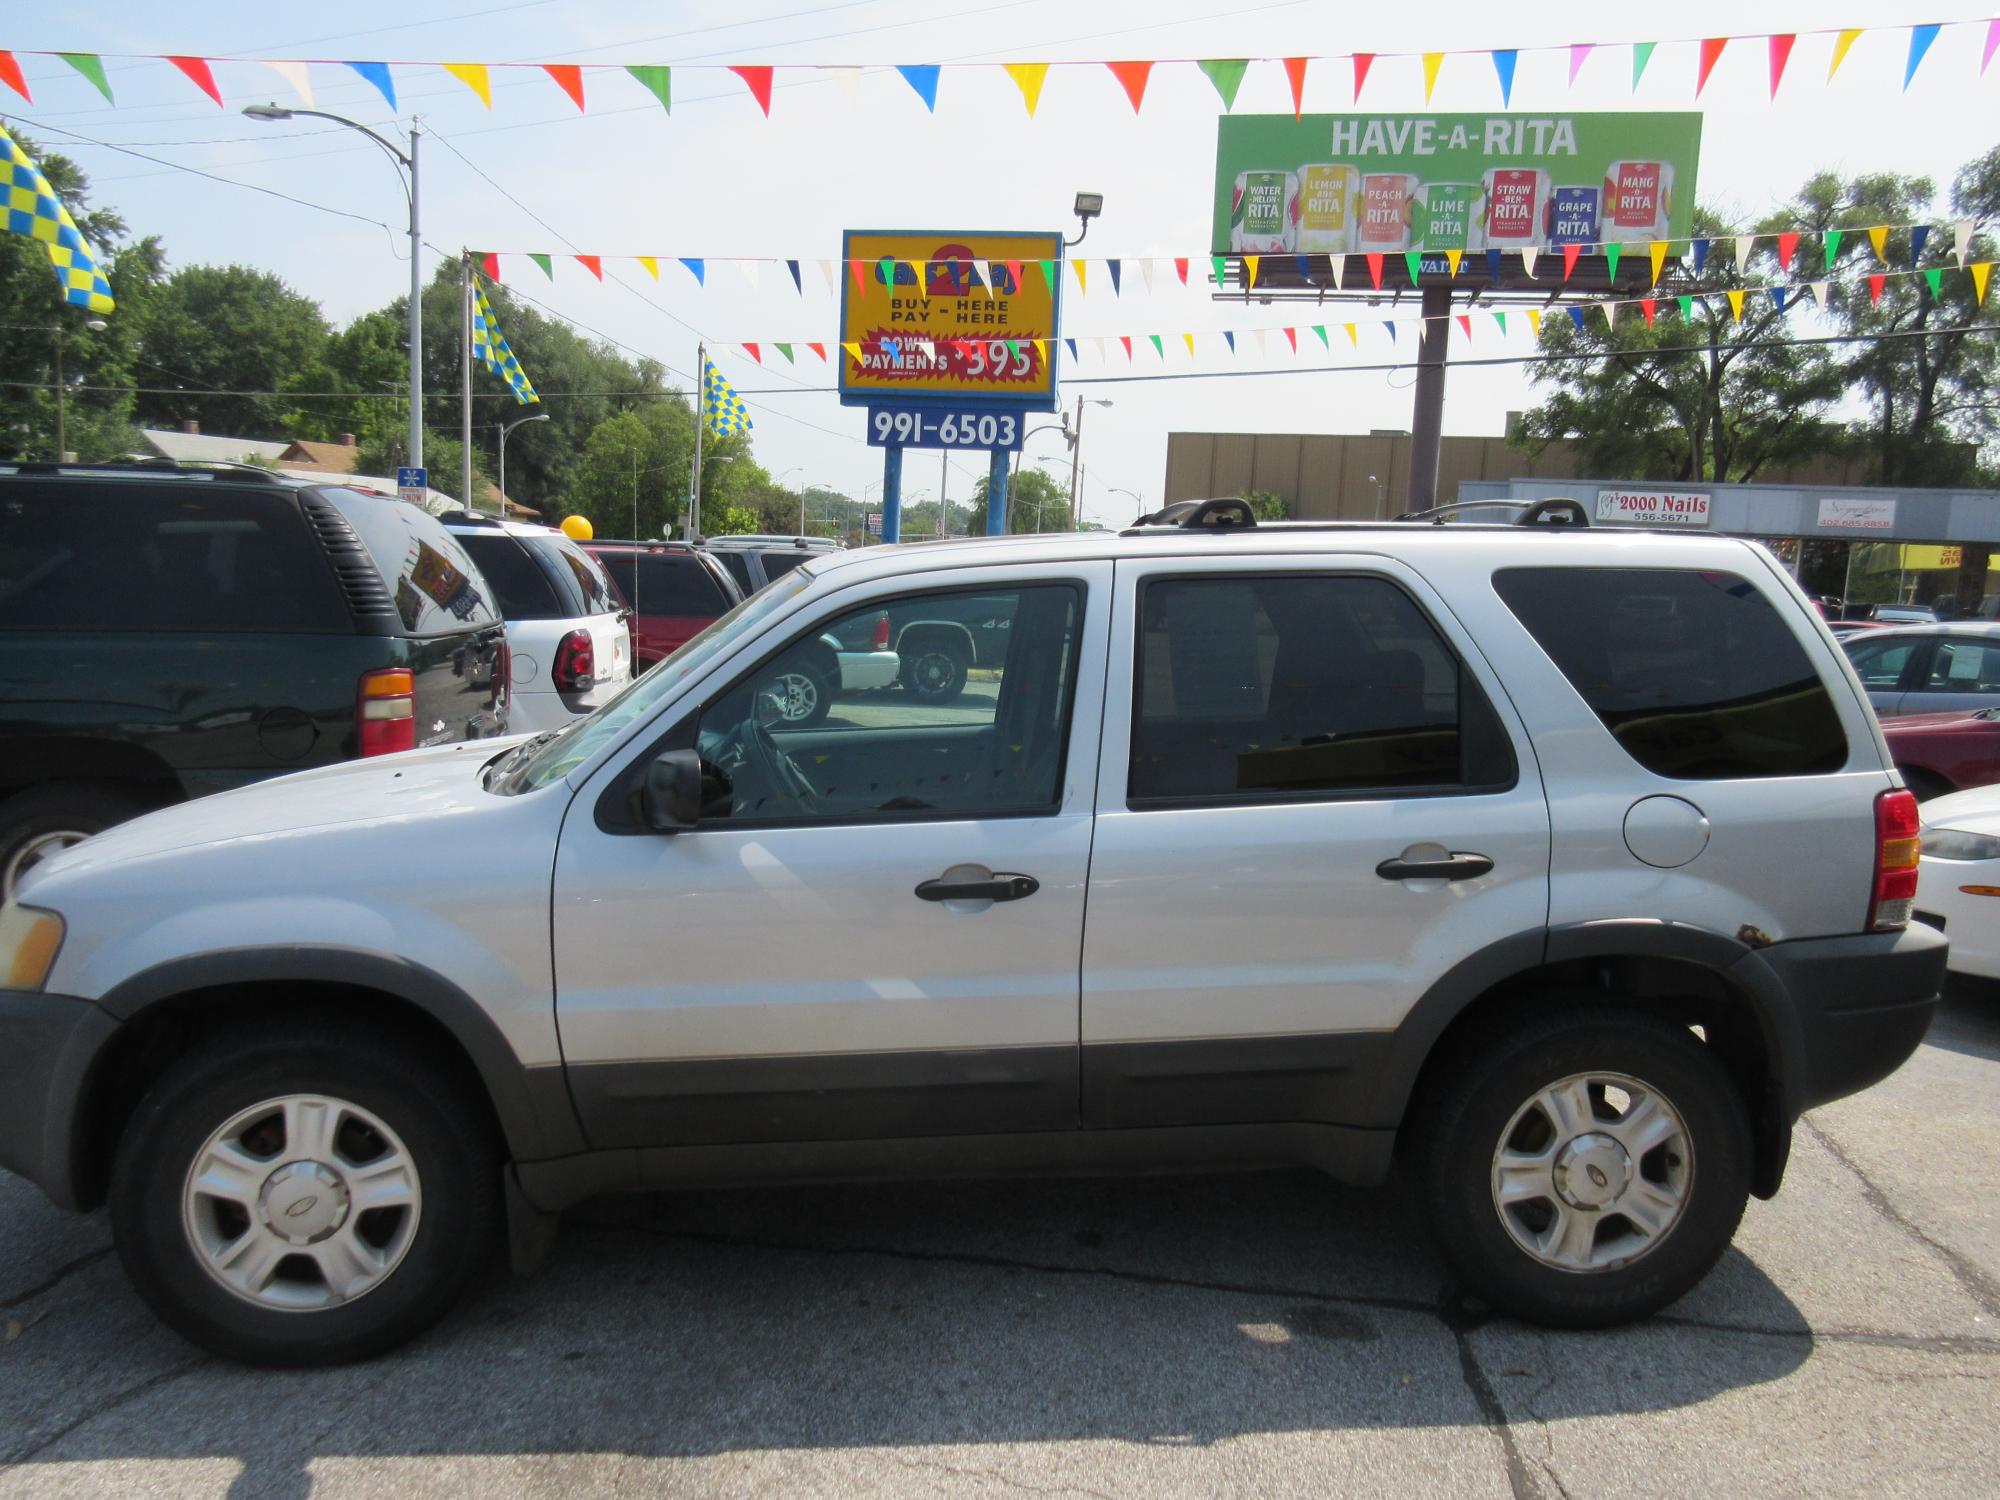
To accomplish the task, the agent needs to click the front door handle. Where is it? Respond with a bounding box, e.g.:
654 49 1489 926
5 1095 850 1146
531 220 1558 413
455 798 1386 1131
915 873 1040 903
1375 852 1494 882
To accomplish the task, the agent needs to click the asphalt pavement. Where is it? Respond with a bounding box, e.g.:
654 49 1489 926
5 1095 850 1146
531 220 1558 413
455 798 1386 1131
2 987 1996 1500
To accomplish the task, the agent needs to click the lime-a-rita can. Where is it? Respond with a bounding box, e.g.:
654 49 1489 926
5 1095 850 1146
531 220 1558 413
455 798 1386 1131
1411 181 1479 252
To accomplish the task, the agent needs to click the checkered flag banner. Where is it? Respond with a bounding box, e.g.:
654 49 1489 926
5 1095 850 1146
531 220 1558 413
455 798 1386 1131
471 281 539 404
701 357 752 437
2 124 114 315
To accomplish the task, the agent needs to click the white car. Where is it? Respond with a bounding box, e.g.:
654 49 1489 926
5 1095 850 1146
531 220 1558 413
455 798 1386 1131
1917 786 2000 980
445 518 632 733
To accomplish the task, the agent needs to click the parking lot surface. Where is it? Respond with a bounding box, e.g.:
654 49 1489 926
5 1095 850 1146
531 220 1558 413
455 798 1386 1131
2 989 1995 1500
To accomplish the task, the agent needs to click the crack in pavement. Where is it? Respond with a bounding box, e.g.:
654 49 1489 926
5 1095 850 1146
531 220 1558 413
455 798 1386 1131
885 1450 1119 1500
0 1244 114 1310
1 1357 207 1467
1438 1296 1544 1500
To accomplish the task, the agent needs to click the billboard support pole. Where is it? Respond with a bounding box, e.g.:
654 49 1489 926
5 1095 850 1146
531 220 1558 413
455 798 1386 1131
1407 286 1451 512
881 445 903 544
987 449 1010 535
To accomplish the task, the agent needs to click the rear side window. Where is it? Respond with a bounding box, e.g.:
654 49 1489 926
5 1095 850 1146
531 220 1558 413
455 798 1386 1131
456 533 564 620
322 490 498 635
537 535 620 616
0 483 348 633
714 551 753 592
1922 638 2000 690
1129 573 1514 804
1494 567 1848 779
759 550 810 581
1846 636 1919 689
598 553 731 615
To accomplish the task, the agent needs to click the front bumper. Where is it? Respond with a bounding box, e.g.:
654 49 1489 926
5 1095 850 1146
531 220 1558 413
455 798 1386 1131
0 991 119 1211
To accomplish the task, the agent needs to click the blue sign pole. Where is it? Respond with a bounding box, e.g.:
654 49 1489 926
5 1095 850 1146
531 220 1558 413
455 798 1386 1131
881 445 903 544
986 449 1010 536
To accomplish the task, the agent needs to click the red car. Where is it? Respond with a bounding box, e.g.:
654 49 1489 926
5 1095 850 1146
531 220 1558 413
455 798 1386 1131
581 540 743 673
1880 707 2000 801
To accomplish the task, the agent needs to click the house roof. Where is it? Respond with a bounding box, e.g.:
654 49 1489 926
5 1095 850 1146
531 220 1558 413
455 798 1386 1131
276 439 361 474
138 428 289 464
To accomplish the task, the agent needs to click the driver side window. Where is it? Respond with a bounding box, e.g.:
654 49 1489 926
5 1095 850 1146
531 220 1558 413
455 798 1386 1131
693 582 1083 825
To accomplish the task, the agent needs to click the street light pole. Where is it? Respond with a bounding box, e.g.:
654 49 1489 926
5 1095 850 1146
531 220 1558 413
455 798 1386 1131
1066 397 1114 524
496 411 550 516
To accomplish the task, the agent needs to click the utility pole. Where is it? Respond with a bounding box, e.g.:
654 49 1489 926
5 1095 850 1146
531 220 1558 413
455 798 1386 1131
459 255 473 513
1066 393 1085 521
939 450 949 537
689 342 705 539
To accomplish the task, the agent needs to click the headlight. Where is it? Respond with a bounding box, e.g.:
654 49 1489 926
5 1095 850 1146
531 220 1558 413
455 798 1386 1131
0 903 65 991
1919 827 2000 862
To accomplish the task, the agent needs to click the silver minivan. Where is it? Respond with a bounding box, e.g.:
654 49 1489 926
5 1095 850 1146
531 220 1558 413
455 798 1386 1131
1844 621 2000 717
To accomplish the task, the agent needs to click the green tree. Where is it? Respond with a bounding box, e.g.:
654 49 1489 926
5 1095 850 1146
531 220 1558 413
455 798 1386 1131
561 401 708 539
1238 489 1289 520
133 263 330 438
965 465 1071 533
354 427 491 508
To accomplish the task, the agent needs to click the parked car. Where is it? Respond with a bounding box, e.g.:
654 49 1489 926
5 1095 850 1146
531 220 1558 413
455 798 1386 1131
1871 605 1938 624
700 533 840 595
1880 708 2000 801
1916 785 2000 982
826 590 1018 704
442 516 632 733
581 540 741 673
1 501 1945 1365
0 463 508 899
1843 623 2000 718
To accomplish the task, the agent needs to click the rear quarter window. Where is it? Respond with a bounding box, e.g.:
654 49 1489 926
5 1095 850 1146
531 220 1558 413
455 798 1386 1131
1494 566 1848 779
599 553 731 615
455 533 565 620
322 490 499 635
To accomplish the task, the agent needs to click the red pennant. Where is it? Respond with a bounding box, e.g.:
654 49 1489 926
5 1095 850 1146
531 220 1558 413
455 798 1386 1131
730 64 774 114
1282 326 1298 352
807 342 826 361
478 252 500 282
1352 52 1375 100
574 254 603 280
0 50 31 102
1004 259 1024 291
1365 252 1384 289
1776 231 1799 270
1562 243 1581 280
1641 297 1657 325
167 56 224 107
1119 335 1134 360
743 343 762 364
1696 37 1728 96
1455 314 1472 338
849 259 868 293
542 64 586 110
1174 257 1190 284
1767 34 1795 97
1106 60 1152 111
1283 57 1308 117
1867 274 1886 305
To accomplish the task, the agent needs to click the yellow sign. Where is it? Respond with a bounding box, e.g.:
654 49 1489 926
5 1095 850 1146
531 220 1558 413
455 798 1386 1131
838 230 1062 408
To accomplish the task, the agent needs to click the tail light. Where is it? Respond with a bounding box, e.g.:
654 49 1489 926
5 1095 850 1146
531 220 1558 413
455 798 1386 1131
552 629 595 694
357 667 415 757
870 612 891 651
1870 787 1921 931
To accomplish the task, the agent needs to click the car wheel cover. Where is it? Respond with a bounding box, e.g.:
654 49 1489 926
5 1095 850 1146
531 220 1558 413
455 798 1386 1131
764 671 821 722
181 1093 422 1312
910 652 959 696
1490 1070 1692 1274
3 828 89 902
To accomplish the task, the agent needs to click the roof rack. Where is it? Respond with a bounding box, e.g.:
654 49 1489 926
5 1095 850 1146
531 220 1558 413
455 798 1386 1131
0 457 294 483
1122 494 1591 535
1394 497 1590 528
1127 497 1260 531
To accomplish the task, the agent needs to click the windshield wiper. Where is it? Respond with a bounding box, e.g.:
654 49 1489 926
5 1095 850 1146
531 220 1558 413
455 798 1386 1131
484 730 560 791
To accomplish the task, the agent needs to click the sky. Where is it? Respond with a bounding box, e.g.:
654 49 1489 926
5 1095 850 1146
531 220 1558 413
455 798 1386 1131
4 1 1994 525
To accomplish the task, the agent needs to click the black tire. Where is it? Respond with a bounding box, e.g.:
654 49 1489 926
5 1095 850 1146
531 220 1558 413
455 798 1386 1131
109 1025 499 1367
0 782 158 901
757 658 835 727
1901 766 1953 803
1414 1006 1752 1329
899 640 970 704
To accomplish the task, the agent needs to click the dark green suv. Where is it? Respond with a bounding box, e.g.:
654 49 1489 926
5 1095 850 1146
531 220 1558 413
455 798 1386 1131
0 464 509 896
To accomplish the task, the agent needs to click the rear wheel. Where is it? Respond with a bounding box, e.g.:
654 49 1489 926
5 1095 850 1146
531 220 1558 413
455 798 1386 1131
1414 1006 1751 1328
899 641 970 704
0 783 157 901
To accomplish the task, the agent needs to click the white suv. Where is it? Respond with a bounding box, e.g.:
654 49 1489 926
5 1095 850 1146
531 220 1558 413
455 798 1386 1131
0 499 1946 1365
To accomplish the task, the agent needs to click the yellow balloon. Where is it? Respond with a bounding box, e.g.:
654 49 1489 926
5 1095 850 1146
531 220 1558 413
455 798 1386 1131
559 514 594 541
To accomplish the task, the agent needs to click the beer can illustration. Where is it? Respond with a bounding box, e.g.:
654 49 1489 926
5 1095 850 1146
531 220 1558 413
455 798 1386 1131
1602 160 1674 239
1230 170 1296 253
1355 172 1419 251
1292 164 1360 254
1478 167 1550 248
1411 181 1480 252
1545 184 1602 248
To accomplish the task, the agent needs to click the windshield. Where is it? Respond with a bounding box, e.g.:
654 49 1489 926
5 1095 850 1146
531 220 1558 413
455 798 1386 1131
497 563 816 791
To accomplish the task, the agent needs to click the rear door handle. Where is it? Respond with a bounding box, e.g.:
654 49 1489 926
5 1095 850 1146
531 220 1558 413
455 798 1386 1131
1375 852 1494 882
915 873 1040 903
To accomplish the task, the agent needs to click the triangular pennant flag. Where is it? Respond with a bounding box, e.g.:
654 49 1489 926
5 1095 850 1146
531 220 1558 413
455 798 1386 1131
1520 245 1538 278
1494 311 1508 336
739 260 761 289
1829 28 1862 80
841 341 863 363
1198 59 1248 110
1140 257 1157 292
1211 254 1228 288
1343 323 1358 347
344 61 395 110
1696 38 1727 97
1867 273 1886 305
1734 234 1755 267
786 259 802 292
529 253 553 280
1641 298 1657 326
1245 255 1261 288
1692 237 1710 274
263 59 313 107
968 259 988 292
1924 267 1943 299
1824 229 1843 268
1445 248 1463 277
1568 42 1594 85
1527 308 1542 336
1175 257 1190 285
679 257 705 285
1767 35 1795 98
1726 288 1746 321
1776 231 1799 270
807 341 828 361
1421 52 1444 102
1065 337 1079 361
1986 18 2000 75
820 260 841 294
1034 339 1049 366
1149 333 1165 358
1004 62 1048 116
1106 60 1153 111
1649 241 1668 284
1455 314 1471 339
1184 332 1197 356
1312 324 1329 348
1972 263 1991 302
1631 41 1656 90
903 260 924 293
60 53 114 103
1954 220 1974 265
847 259 867 293
1491 49 1517 105
0 50 32 102
1904 23 1940 89
636 255 659 281
1910 225 1930 265
1404 250 1422 284
1223 331 1236 354
1352 53 1375 100
543 64 585 110
774 343 794 363
1868 225 1889 263
1561 243 1581 280
574 255 603 280
1072 259 1087 293
1486 248 1503 282
1283 56 1309 117
1568 306 1587 331
166 57 223 107
1604 243 1622 281
477 252 499 281
1252 329 1267 355
1808 280 1829 307
1770 287 1787 313
1107 258 1123 295
445 63 493 107
627 65 670 112
1676 295 1693 320
1384 321 1397 344
820 66 862 103
742 343 762 364
1119 335 1133 360
896 64 940 110
730 65 774 115
1282 327 1298 352
1365 252 1384 290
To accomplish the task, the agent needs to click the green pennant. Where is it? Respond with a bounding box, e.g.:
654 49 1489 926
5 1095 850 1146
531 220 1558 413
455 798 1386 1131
1197 59 1249 111
1631 41 1656 89
1211 255 1228 288
1038 260 1056 294
773 343 793 363
1312 324 1329 347
60 52 114 102
1148 333 1164 358
1403 250 1422 285
1823 228 1843 268
879 256 895 286
1006 339 1021 363
1494 312 1508 336
1676 294 1693 319
625 65 671 112
529 253 554 280
1604 242 1622 281
1924 267 1943 298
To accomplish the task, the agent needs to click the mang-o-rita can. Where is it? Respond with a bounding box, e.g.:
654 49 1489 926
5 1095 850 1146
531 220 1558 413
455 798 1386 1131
1601 161 1674 240
1477 167 1550 249
1230 170 1297 253
1354 172 1419 251
1410 181 1480 252
1544 184 1602 248
1291 164 1359 254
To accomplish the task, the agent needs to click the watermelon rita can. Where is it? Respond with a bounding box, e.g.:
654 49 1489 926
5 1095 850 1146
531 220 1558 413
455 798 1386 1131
1230 170 1296 253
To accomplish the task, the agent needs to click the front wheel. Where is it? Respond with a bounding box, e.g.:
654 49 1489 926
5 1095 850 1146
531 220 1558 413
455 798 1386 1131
1414 1007 1751 1328
109 1027 499 1366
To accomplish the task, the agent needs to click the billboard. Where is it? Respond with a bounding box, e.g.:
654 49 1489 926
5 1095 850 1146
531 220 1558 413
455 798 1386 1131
1213 113 1702 290
838 230 1062 410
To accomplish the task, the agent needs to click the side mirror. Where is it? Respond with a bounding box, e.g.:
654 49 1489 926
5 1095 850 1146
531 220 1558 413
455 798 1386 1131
640 748 702 832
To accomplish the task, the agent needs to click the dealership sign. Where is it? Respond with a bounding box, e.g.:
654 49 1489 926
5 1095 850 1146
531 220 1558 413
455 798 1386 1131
1595 488 1711 526
1817 497 1898 532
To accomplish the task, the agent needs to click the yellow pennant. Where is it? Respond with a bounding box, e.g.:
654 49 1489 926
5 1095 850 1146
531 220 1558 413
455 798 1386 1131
1182 331 1195 356
443 63 492 108
1444 248 1462 277
1526 308 1541 337
1648 241 1669 284
1072 259 1088 293
1033 339 1048 364
840 341 863 364
1343 322 1358 346
1726 288 1746 321
1245 254 1261 288
636 255 659 281
905 261 925 294
1828 28 1863 80
1868 225 1890 263
1973 262 1992 303
1003 62 1049 116
1422 52 1444 102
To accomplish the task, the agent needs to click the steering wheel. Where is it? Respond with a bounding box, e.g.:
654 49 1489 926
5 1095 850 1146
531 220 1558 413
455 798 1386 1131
733 714 821 815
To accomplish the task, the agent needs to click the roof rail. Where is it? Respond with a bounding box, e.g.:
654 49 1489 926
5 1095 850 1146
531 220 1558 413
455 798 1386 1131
0 457 292 483
1394 497 1589 528
1126 497 1259 532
